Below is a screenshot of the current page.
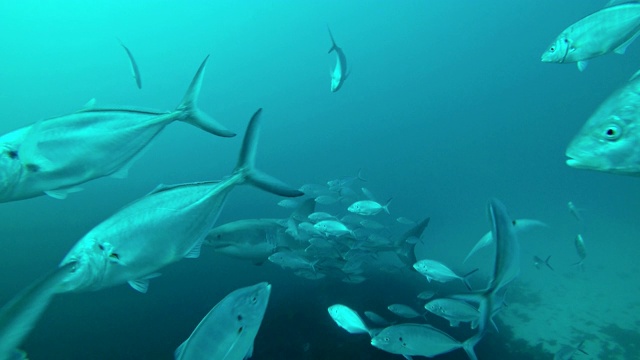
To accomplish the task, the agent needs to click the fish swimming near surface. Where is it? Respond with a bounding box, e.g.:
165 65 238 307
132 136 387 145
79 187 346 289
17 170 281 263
541 2 640 71
56 108 302 293
0 55 235 203
117 38 142 89
565 67 640 175
0 262 77 360
327 26 349 92
370 323 479 360
174 282 271 360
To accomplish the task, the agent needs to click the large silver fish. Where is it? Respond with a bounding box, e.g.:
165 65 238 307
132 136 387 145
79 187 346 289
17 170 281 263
175 282 271 360
57 108 302 293
541 2 640 71
566 69 640 175
0 56 235 203
327 26 349 92
0 262 76 360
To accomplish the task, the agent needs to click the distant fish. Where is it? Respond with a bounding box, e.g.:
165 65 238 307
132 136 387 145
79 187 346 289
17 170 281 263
0 262 76 360
364 311 390 326
413 259 478 290
268 251 318 273
533 255 554 271
565 67 640 175
387 304 423 319
424 298 481 328
327 26 349 92
314 220 354 237
117 38 142 89
396 216 416 225
175 282 271 360
567 201 584 222
416 290 436 300
541 2 640 71
277 198 300 209
328 304 371 336
348 199 392 216
572 234 587 269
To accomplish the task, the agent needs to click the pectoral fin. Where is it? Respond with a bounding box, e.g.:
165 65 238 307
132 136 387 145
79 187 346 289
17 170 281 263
44 186 84 199
128 273 161 293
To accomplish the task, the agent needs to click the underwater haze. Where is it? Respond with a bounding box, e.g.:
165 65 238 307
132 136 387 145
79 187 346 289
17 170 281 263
1 0 640 359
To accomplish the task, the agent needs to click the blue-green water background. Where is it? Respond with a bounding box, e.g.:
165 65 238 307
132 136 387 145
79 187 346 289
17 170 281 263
1 0 639 359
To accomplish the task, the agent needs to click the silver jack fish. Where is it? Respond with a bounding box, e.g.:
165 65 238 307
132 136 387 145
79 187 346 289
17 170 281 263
566 69 640 175
541 2 640 71
0 262 77 360
175 282 271 360
57 108 302 293
327 26 349 92
0 55 235 203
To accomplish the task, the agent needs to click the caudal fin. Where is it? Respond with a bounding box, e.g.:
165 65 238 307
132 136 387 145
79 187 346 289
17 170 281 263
176 55 236 137
544 255 554 271
462 333 482 360
327 25 338 53
235 109 304 198
461 268 479 291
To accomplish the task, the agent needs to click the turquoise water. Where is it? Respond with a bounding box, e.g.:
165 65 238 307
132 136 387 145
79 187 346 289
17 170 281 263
1 1 639 359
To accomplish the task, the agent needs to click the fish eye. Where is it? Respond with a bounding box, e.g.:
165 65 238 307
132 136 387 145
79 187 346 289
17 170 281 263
603 124 621 140
549 46 555 52
237 314 243 321
252 296 257 303
563 38 569 44
98 244 105 250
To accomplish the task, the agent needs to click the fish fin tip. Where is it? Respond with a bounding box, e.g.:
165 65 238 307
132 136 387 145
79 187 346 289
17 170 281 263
174 340 187 359
577 61 588 71
184 239 204 259
176 56 235 137
45 186 84 200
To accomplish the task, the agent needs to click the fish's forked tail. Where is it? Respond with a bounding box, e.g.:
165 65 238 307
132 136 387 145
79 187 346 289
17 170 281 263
234 108 304 198
544 255 554 271
175 55 236 137
462 332 482 360
327 25 338 53
461 268 479 291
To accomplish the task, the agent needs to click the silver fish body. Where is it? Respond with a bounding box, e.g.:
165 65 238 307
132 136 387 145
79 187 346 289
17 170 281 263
175 282 271 360
0 56 235 202
541 3 640 70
